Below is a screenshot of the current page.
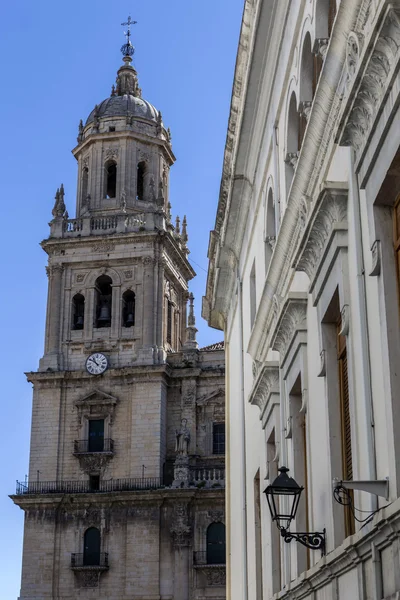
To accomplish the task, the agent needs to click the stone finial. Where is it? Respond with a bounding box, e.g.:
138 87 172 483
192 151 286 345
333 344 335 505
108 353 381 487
52 184 66 218
156 111 162 136
175 216 181 236
111 84 116 97
183 292 198 349
77 119 84 144
182 215 188 245
167 127 172 144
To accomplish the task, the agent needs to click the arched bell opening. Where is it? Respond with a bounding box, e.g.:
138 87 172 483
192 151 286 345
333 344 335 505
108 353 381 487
136 161 147 200
72 293 85 330
81 167 89 206
95 275 112 329
206 522 226 565
83 527 101 566
104 160 117 199
122 290 135 328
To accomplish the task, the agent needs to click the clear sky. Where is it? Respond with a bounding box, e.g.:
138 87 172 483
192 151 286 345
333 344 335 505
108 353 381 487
0 0 243 597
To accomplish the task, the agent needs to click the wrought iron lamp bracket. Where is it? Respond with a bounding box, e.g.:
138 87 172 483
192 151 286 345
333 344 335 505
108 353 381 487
280 528 326 555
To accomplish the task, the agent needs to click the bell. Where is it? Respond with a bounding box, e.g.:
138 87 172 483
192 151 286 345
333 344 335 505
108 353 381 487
75 315 84 328
126 313 134 327
98 304 111 323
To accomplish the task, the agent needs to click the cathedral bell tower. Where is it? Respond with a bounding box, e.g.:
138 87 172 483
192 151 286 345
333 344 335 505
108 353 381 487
43 23 193 373
12 20 226 600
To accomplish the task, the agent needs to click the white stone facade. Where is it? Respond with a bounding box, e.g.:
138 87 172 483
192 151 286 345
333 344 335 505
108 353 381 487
12 48 226 600
204 1 400 599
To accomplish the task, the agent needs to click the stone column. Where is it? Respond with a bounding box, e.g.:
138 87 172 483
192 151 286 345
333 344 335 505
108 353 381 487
41 264 64 371
84 287 95 342
111 284 121 340
156 257 166 362
171 503 191 600
138 256 155 364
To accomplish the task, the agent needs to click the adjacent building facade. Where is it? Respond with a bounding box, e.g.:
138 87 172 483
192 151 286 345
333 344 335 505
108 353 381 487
11 36 226 600
204 0 400 599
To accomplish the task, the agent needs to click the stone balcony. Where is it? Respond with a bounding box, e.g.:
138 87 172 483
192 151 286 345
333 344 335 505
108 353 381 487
50 211 161 239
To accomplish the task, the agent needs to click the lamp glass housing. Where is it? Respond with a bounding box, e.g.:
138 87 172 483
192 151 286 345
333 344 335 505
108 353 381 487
264 466 304 530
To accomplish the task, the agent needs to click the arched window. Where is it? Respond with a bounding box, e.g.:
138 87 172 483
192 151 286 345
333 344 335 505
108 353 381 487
122 290 135 327
81 167 89 205
83 527 101 566
299 33 313 146
72 293 85 330
285 92 299 193
206 523 226 565
95 275 112 328
137 161 146 200
105 160 117 199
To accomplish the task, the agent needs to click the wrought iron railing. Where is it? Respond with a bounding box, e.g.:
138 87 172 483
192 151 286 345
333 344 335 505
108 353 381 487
193 551 225 566
71 553 109 569
73 439 114 454
15 477 162 495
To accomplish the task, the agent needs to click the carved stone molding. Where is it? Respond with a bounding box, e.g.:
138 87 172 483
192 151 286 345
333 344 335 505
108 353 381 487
205 566 226 586
340 8 400 154
142 255 156 266
46 264 64 277
339 304 350 336
295 191 348 282
249 363 280 416
284 151 299 169
271 297 307 359
76 453 113 475
91 241 115 253
105 147 119 160
170 503 192 548
299 100 312 121
75 389 119 426
369 240 381 276
73 570 102 588
313 37 329 60
207 510 224 523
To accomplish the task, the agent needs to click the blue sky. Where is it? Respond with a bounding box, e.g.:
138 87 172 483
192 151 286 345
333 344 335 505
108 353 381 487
0 0 243 596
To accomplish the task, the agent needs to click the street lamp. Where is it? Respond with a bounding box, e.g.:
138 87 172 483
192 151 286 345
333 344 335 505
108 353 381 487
264 466 326 554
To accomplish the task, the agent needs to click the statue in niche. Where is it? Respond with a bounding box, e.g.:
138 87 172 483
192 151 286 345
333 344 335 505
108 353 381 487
175 419 190 456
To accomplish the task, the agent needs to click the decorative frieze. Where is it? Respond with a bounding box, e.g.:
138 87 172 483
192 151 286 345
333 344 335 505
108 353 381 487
295 191 348 282
249 363 280 417
340 7 400 155
271 297 307 360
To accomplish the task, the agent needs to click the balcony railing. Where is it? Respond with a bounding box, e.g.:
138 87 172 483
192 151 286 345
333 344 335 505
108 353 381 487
15 477 162 495
73 439 114 454
71 553 109 569
193 551 226 566
190 467 225 488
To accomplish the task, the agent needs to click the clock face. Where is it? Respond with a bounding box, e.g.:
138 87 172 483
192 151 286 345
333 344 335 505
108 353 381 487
86 353 108 375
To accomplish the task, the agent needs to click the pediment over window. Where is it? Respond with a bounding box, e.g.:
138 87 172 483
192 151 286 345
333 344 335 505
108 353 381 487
249 362 279 426
75 389 119 424
271 295 307 362
294 188 348 287
197 388 225 407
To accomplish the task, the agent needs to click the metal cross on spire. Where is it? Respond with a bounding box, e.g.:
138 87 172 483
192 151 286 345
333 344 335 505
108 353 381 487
121 15 137 58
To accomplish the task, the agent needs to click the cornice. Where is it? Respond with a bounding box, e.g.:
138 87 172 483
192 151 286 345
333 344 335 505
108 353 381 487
294 187 348 285
249 361 279 422
271 295 308 362
337 4 400 169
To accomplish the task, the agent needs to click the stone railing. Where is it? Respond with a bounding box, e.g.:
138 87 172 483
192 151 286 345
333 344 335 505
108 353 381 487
52 212 161 239
190 467 225 488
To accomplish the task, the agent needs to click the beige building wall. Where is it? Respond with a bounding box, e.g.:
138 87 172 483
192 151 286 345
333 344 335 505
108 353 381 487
204 0 400 598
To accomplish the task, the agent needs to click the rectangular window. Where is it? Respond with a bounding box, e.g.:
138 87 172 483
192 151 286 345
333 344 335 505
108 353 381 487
337 320 355 536
213 423 225 455
88 419 105 452
250 261 256 328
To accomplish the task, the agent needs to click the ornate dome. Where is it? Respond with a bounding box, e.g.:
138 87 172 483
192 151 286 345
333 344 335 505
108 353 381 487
85 94 159 125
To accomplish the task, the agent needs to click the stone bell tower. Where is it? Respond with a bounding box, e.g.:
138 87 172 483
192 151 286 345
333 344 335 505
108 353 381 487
12 19 226 600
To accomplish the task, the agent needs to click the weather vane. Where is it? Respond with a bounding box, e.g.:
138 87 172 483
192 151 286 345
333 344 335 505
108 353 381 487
121 16 137 57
